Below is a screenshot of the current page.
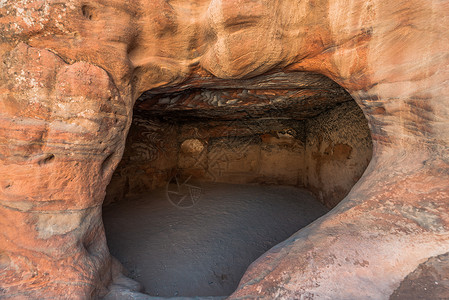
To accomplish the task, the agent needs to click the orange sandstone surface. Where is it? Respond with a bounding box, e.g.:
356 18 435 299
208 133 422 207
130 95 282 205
0 0 448 299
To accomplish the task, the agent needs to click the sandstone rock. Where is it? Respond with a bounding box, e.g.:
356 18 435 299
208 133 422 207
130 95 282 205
181 139 205 155
390 252 449 300
0 0 448 299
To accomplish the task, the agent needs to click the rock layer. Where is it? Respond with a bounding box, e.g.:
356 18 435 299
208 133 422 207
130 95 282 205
0 0 448 299
106 92 372 208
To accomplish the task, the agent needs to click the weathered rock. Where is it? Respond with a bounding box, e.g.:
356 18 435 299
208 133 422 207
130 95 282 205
107 98 371 208
0 0 448 299
390 252 449 300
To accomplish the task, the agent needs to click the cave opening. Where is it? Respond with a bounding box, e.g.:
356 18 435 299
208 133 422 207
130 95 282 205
102 72 373 297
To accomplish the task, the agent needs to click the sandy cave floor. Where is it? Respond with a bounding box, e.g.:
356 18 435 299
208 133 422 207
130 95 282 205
103 182 329 297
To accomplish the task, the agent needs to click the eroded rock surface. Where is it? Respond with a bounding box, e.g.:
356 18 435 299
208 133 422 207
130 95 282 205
390 252 449 300
106 89 372 208
0 0 448 299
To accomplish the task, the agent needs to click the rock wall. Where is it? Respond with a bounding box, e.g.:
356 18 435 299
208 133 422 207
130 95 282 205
1 0 448 299
305 101 373 207
178 119 307 186
106 115 308 205
0 43 129 299
105 116 178 205
106 99 372 209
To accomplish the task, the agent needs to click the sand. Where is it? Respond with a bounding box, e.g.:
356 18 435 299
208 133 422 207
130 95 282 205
103 182 328 297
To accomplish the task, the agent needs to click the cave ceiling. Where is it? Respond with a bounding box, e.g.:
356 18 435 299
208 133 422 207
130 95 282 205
135 71 353 120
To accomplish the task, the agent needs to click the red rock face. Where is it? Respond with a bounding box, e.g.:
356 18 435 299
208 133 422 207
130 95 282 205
0 0 448 299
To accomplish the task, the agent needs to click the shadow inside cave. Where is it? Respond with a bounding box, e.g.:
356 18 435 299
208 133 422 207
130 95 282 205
102 71 373 298
103 182 328 297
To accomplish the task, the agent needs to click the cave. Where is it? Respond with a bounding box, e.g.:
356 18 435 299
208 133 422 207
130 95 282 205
102 72 373 297
2 1 449 299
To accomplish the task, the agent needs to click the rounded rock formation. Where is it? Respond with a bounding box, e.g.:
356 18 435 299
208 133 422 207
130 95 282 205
0 0 448 299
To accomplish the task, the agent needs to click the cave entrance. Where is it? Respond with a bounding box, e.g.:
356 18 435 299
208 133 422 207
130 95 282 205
102 72 373 297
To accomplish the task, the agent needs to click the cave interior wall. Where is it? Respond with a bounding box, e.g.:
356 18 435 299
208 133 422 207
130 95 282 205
105 74 373 208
